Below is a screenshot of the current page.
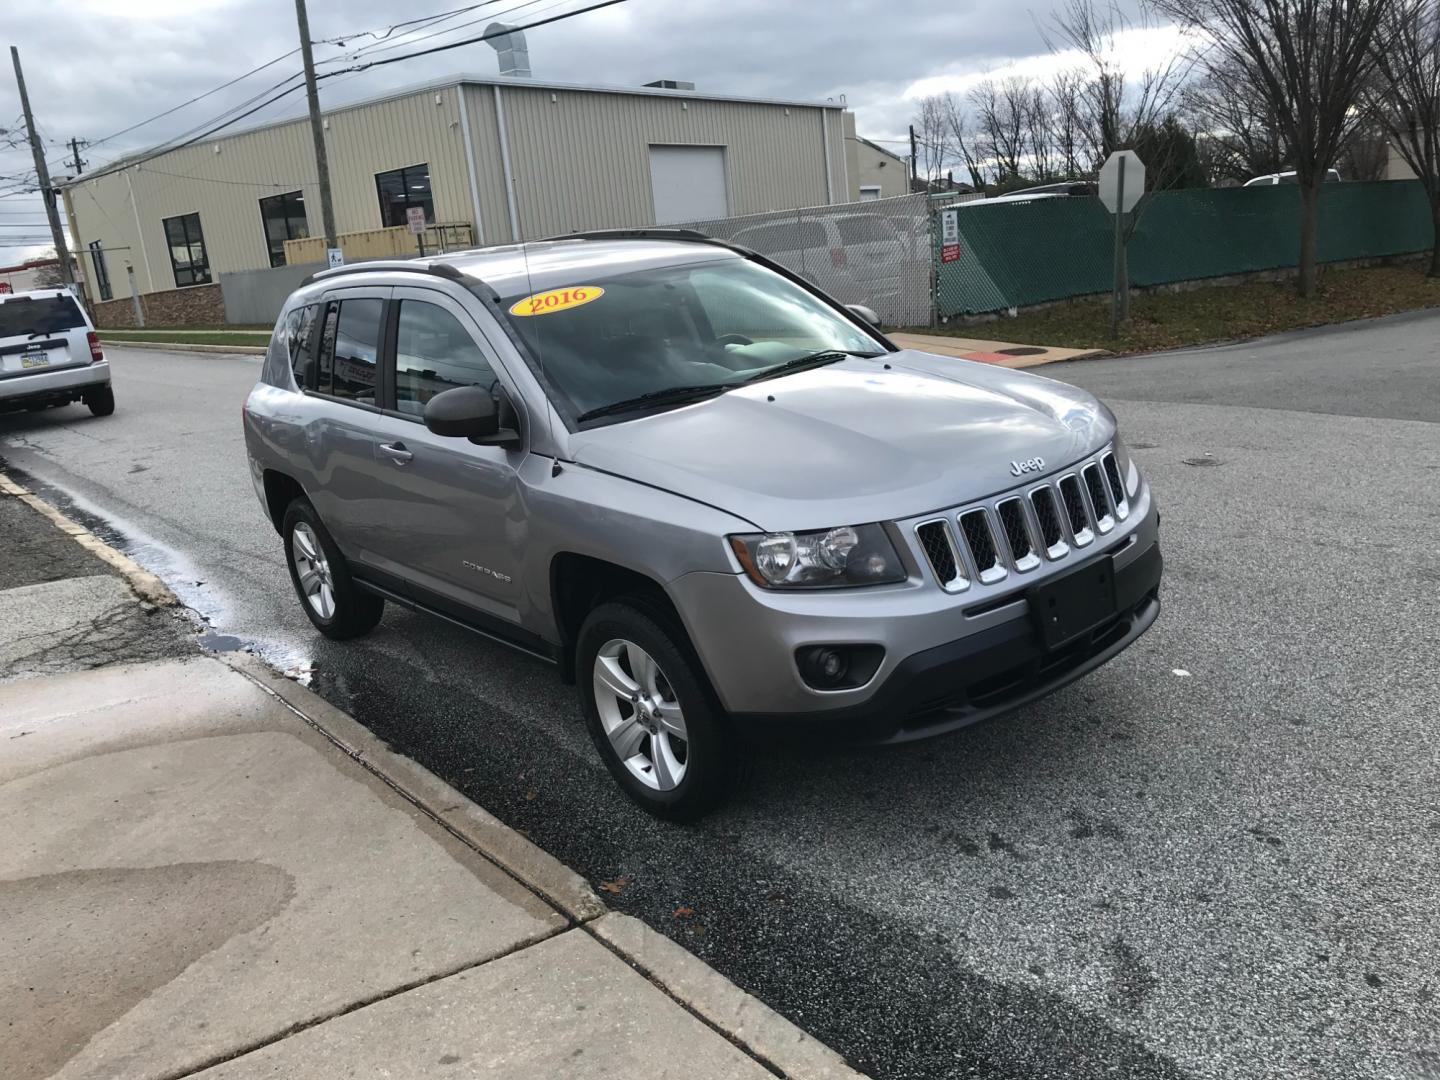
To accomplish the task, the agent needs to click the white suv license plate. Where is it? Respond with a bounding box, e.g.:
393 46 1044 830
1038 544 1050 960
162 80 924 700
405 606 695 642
21 351 50 369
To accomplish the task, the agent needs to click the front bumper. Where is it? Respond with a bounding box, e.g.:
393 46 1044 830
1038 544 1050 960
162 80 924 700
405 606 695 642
0 361 110 406
669 485 1160 739
734 542 1160 743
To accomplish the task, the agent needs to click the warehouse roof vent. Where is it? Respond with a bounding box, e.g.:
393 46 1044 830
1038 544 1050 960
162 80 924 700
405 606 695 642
486 23 531 77
644 79 696 91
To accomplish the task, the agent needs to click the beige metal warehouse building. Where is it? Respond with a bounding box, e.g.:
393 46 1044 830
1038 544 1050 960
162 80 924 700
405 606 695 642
61 74 862 325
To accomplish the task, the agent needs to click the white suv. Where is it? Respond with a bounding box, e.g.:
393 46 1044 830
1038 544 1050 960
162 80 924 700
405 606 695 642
0 288 114 417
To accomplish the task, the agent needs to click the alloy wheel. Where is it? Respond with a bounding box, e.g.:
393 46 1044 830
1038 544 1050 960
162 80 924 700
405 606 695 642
291 522 336 620
592 638 689 791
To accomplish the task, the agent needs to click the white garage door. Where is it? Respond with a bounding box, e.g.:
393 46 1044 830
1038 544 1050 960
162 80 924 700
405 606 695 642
649 145 729 224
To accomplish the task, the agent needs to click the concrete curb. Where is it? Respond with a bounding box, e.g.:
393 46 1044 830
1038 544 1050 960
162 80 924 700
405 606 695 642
0 471 178 607
220 650 608 925
99 338 268 355
3 475 863 1077
593 913 869 1079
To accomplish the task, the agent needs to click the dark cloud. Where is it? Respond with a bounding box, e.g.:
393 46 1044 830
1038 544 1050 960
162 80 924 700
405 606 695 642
2 0 1074 264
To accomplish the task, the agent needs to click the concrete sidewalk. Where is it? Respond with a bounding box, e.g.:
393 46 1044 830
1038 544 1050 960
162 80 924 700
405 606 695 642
890 330 1104 368
1 483 862 1080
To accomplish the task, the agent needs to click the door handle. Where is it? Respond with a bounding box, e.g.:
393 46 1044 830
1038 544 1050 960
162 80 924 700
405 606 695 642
377 441 413 465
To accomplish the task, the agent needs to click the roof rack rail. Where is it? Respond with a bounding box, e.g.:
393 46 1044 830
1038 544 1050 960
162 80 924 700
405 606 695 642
541 228 715 244
301 260 466 287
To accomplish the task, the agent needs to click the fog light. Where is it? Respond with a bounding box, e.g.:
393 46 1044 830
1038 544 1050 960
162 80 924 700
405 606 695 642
796 644 885 691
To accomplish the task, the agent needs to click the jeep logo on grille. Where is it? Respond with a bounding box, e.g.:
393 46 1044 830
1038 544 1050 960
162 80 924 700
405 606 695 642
1009 457 1045 477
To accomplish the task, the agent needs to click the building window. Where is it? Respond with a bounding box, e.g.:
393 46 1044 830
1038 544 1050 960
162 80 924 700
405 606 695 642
858 185 882 202
88 240 112 301
162 212 211 287
259 190 309 268
375 164 433 228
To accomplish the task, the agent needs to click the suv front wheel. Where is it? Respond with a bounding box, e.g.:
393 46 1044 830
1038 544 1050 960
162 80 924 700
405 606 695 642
577 600 739 821
282 498 384 640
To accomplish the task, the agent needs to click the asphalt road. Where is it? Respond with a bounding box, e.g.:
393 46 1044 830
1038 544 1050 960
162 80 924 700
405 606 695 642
3 312 1437 1080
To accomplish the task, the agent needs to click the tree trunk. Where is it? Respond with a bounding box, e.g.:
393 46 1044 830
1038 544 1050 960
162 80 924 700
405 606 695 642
1298 180 1321 298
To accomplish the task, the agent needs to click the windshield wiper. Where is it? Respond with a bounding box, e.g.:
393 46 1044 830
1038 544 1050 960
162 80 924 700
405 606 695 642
576 382 742 423
742 349 879 384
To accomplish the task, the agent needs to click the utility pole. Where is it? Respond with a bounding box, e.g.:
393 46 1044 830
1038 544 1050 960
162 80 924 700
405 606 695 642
10 46 74 286
294 0 337 251
909 124 918 185
67 137 86 175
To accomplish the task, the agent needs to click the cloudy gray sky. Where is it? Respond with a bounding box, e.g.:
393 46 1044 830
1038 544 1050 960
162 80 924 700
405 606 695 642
1 0 1163 266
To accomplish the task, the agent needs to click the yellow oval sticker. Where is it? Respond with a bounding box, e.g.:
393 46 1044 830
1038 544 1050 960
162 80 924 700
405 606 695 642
508 285 605 317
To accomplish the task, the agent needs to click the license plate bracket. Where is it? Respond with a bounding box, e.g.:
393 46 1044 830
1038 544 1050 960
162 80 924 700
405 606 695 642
1029 557 1119 649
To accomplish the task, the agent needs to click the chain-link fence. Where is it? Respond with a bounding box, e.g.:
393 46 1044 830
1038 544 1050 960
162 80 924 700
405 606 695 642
677 192 935 326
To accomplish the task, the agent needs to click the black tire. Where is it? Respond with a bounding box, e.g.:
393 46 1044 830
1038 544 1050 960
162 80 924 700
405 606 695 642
84 386 115 417
281 497 383 640
576 599 741 821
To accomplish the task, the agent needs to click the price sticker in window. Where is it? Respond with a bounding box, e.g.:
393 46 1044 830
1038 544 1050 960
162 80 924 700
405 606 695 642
508 285 605 317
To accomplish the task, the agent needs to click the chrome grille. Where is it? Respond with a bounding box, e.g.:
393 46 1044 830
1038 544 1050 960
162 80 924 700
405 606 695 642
909 446 1134 594
1029 486 1068 559
915 519 966 591
1059 474 1094 546
1083 463 1115 532
996 498 1039 572
959 510 1006 584
1102 452 1129 520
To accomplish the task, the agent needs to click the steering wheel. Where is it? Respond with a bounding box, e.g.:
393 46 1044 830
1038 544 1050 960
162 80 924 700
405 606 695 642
714 333 754 347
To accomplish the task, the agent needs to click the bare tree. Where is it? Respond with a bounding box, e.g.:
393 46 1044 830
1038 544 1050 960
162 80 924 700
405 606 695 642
1048 69 1087 178
1045 0 1193 167
939 92 989 189
1155 0 1394 297
1025 83 1057 181
970 78 1031 181
913 94 954 184
1184 59 1289 183
1362 0 1440 273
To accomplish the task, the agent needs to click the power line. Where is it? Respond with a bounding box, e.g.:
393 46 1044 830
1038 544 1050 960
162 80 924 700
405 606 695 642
324 0 633 76
82 48 303 153
330 0 544 63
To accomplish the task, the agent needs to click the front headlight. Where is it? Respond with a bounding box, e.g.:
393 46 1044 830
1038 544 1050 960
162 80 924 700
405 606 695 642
729 524 907 589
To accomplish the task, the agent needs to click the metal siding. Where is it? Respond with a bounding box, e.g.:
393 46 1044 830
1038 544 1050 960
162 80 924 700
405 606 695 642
498 86 834 239
65 82 843 293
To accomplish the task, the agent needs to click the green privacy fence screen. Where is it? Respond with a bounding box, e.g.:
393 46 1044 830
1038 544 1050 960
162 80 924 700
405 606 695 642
934 181 1435 317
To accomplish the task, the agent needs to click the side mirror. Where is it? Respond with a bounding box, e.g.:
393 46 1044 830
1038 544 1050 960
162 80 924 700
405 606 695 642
846 304 881 328
423 384 519 447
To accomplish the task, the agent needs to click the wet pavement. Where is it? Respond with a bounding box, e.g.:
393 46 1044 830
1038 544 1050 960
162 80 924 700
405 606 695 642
2 317 1438 1079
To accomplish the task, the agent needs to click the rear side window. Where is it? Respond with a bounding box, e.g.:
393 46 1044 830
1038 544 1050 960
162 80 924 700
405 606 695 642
287 304 320 387
0 294 87 339
315 298 381 405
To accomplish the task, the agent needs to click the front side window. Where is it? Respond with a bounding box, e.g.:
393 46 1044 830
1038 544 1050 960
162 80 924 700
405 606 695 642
316 298 382 404
163 213 210 287
375 164 433 229
259 190 309 268
88 240 112 301
393 300 496 417
500 256 881 424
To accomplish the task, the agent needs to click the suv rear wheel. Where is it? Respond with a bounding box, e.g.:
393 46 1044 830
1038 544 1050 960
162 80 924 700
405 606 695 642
577 600 739 821
84 386 115 417
282 498 384 640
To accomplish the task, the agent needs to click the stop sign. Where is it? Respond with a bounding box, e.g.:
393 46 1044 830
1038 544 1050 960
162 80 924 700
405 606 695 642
1099 150 1146 214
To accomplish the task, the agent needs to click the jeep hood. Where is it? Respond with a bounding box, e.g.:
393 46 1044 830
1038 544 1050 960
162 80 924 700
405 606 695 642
565 350 1113 531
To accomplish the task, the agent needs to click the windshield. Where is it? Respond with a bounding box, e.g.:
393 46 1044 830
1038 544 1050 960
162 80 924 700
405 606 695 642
501 256 882 423
0 294 86 339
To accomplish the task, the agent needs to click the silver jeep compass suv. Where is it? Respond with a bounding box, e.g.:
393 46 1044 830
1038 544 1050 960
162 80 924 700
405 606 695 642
243 232 1161 819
